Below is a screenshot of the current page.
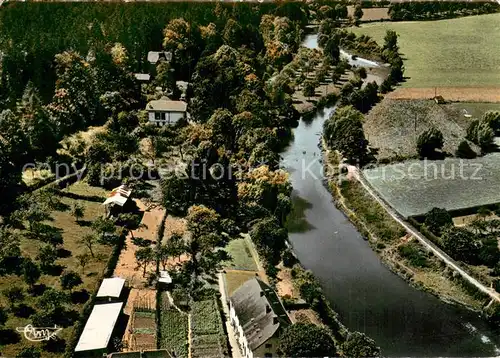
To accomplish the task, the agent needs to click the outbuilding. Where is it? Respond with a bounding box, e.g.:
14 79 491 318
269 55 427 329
96 277 126 302
74 302 123 357
146 97 187 126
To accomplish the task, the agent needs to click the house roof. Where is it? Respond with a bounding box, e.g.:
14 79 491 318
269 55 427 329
75 302 123 352
96 277 126 298
102 185 132 207
134 73 151 81
146 98 187 112
159 271 172 284
147 51 162 64
229 278 291 350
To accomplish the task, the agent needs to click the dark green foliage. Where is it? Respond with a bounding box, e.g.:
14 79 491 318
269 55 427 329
302 80 316 98
424 207 453 236
38 289 68 311
342 331 381 358
60 271 83 291
278 323 336 357
250 216 287 265
482 111 500 135
466 119 494 153
323 105 369 165
398 242 429 268
37 244 58 272
22 259 41 289
389 1 499 21
0 306 8 326
494 280 500 294
416 127 444 158
441 227 480 265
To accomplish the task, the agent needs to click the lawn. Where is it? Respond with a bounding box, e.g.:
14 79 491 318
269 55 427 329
0 183 112 358
224 271 263 296
352 13 500 88
191 298 227 358
223 237 258 271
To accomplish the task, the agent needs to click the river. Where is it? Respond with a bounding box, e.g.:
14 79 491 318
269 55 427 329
280 33 500 356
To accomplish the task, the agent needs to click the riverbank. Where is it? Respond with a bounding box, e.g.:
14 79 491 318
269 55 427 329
322 144 489 312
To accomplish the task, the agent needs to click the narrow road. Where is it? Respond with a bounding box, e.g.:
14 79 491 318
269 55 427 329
349 166 500 304
217 273 243 358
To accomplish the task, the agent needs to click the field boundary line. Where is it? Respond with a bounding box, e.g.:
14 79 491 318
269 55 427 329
349 165 500 304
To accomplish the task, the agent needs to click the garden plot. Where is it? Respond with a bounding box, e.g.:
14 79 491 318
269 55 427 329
363 153 500 217
191 298 228 358
159 293 189 358
128 310 157 351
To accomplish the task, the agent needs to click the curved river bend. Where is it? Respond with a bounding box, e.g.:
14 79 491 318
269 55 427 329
280 34 500 356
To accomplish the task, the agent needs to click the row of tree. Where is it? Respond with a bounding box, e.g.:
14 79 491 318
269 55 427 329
389 1 499 21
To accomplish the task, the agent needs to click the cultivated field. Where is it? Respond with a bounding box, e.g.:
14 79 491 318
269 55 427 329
363 153 500 217
363 99 483 161
386 87 500 102
347 6 390 21
352 13 500 88
191 298 227 358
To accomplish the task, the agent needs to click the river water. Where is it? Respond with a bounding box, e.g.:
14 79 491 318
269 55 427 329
280 34 500 356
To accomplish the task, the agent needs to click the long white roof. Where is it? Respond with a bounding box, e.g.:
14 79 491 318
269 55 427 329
96 277 125 298
75 302 123 352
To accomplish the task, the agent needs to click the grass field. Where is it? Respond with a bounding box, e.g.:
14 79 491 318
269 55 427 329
223 238 258 271
0 182 111 358
224 271 263 296
352 13 500 88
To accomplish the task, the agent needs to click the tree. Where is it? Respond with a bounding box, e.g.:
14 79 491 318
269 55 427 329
343 331 381 357
3 286 24 304
71 203 85 223
278 323 336 357
75 252 91 274
22 259 41 291
302 80 316 99
80 234 96 258
0 227 22 275
37 244 58 272
323 105 369 164
467 119 494 153
135 247 154 277
250 216 287 265
118 213 143 239
424 207 453 236
416 127 443 158
38 288 68 311
60 271 82 291
441 227 480 264
354 4 364 23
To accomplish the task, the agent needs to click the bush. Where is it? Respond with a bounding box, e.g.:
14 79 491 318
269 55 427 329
494 280 500 294
417 127 444 158
282 249 297 268
455 140 476 159
398 242 429 268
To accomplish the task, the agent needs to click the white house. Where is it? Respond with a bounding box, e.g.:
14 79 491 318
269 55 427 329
146 97 187 126
229 278 291 358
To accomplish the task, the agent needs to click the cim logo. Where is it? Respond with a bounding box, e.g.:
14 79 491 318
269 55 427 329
16 324 62 342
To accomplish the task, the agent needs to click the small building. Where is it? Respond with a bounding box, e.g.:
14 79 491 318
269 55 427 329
229 278 291 358
146 97 187 126
158 271 172 286
75 302 123 357
134 73 151 82
96 277 126 302
102 185 133 217
147 51 172 65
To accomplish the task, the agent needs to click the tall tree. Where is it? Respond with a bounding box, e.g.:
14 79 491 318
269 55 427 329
342 331 381 357
278 323 337 357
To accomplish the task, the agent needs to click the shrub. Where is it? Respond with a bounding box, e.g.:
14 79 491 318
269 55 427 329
455 140 476 159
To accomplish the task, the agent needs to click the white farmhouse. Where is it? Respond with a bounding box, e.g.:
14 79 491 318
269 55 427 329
146 97 187 126
229 278 291 358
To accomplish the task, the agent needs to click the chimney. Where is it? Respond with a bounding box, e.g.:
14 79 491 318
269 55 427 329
266 305 271 314
260 291 264 297
273 316 278 325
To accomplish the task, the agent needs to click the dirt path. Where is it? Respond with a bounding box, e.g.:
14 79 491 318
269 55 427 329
114 199 165 288
387 87 500 103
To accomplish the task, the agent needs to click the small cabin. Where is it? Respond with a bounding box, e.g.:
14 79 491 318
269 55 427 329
146 97 187 126
434 95 445 104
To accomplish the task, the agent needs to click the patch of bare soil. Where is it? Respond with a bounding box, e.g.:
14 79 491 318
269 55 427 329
289 309 323 326
387 87 500 103
348 6 390 21
122 288 157 351
276 266 298 299
114 200 165 288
